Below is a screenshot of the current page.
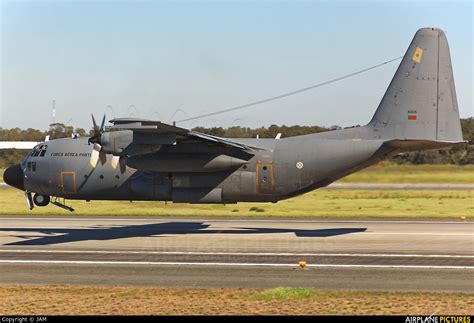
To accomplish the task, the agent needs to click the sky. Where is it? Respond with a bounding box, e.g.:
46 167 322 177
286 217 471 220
1 0 472 131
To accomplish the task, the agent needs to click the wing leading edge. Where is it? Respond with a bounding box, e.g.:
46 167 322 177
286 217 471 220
108 118 266 152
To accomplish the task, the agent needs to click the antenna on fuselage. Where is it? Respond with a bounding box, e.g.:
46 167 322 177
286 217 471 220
52 100 56 125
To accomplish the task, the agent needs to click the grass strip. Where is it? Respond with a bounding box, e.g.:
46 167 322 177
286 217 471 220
0 188 471 218
0 285 472 315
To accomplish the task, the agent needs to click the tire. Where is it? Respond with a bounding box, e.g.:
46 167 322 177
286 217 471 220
33 194 50 207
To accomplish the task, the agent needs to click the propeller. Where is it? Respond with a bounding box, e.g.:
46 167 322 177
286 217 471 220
111 155 120 170
88 114 126 173
88 114 106 168
111 155 126 173
89 143 103 168
88 114 106 145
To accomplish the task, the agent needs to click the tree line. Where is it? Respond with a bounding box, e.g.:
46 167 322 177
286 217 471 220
0 118 472 168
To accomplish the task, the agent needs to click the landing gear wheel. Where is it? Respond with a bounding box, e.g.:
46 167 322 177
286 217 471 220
33 194 50 207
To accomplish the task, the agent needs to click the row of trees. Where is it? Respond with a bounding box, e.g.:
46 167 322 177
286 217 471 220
196 119 474 165
0 123 89 142
0 119 472 168
0 123 91 168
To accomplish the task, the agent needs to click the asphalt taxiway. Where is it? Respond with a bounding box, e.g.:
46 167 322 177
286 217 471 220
0 216 472 292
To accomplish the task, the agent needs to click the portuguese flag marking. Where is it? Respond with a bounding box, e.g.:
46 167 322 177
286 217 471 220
408 115 417 121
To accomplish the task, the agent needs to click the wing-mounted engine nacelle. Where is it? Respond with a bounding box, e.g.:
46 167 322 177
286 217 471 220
100 130 176 156
99 130 132 155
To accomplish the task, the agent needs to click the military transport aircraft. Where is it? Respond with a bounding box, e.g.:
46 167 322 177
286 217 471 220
3 28 465 211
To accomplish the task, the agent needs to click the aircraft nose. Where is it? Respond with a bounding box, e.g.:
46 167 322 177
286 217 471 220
3 164 25 191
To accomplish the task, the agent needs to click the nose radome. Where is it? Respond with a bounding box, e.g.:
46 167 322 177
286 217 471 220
3 164 24 191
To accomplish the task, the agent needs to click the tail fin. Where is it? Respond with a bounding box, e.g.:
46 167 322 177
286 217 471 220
369 28 463 143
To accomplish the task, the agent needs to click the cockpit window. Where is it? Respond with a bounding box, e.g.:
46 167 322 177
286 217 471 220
39 145 47 156
30 144 48 157
29 145 39 157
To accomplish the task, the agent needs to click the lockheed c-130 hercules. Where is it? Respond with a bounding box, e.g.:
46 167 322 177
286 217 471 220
3 28 466 211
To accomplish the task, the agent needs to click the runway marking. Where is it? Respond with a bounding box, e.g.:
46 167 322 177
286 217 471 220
1 249 473 258
0 217 471 225
0 259 472 270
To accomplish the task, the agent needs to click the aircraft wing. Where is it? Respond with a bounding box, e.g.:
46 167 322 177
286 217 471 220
184 131 264 151
108 118 265 152
108 118 189 134
0 141 39 149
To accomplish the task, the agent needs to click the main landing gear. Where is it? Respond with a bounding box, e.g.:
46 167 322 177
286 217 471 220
33 194 50 207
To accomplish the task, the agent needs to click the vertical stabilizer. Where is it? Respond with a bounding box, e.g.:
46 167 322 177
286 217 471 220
369 28 463 142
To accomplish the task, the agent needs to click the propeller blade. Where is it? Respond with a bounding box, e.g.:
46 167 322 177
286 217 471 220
111 155 126 173
119 157 126 174
100 114 106 132
111 155 120 170
91 114 99 136
99 151 107 165
89 143 102 168
89 113 106 146
90 149 99 168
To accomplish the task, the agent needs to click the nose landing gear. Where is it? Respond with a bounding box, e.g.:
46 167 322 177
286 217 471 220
33 194 50 207
27 193 74 212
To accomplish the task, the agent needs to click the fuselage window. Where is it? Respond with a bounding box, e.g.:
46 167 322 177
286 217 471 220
27 161 37 172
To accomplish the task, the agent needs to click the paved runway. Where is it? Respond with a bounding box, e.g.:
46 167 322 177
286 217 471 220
0 216 473 292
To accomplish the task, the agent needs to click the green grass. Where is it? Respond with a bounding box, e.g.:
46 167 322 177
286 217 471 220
340 163 474 184
116 290 140 298
244 288 319 301
1 188 472 218
2 285 472 315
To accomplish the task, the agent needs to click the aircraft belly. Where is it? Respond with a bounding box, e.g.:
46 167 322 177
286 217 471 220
128 172 171 200
170 172 229 203
274 139 384 197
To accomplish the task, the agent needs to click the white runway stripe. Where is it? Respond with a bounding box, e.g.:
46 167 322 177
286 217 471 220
0 259 472 270
1 249 473 258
